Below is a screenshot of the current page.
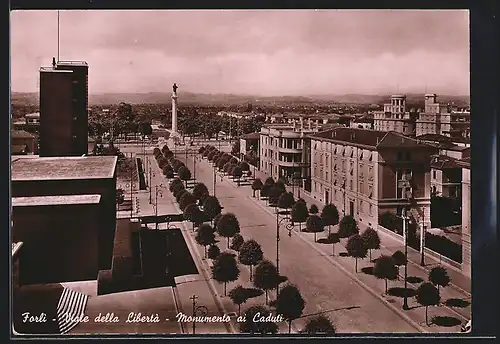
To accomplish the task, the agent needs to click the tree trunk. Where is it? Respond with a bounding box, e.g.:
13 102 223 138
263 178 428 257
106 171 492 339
437 285 440 300
385 279 388 294
265 290 268 305
328 225 331 235
355 258 358 273
425 306 428 326
369 249 372 262
224 282 227 296
314 232 317 242
288 320 292 333
253 190 256 197
238 304 241 316
249 265 253 282
332 243 335 256
192 223 195 231
299 223 301 232
227 237 230 249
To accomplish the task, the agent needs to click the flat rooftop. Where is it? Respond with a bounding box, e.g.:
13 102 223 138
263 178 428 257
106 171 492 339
12 194 101 207
11 156 118 181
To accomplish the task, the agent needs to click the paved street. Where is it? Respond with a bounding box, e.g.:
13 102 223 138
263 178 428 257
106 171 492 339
179 154 425 333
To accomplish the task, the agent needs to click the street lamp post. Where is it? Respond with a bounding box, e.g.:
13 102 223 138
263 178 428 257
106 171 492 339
149 168 155 204
153 184 164 230
402 206 410 310
275 209 294 296
190 294 208 335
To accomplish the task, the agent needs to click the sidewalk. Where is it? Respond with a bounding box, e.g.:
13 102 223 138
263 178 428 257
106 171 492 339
149 154 233 334
202 158 470 333
252 169 471 296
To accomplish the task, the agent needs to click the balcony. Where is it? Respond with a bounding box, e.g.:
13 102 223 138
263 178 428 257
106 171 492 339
278 160 302 167
278 146 303 153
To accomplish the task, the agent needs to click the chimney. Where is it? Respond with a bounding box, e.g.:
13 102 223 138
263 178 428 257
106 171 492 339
52 57 56 67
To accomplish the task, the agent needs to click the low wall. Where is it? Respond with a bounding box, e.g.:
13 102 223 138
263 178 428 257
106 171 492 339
376 224 462 272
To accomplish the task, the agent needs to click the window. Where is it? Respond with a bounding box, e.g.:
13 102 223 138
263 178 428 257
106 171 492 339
396 168 412 199
359 200 363 213
433 170 436 179
369 204 373 216
325 171 329 183
405 152 411 161
350 180 353 190
397 151 402 161
359 182 364 194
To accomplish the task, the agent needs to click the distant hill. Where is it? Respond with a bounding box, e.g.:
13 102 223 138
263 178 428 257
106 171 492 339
11 91 470 107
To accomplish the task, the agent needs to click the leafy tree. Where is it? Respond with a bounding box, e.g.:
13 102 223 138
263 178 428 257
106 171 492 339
232 166 243 186
338 215 359 238
217 213 241 248
274 284 305 333
179 192 197 211
230 157 238 165
223 162 232 174
373 255 399 293
162 164 173 176
360 227 381 261
230 234 244 252
251 178 263 198
392 250 407 278
213 213 223 231
305 215 324 242
346 234 368 273
309 204 319 214
253 259 279 305
207 244 220 260
207 150 217 161
264 177 275 187
198 146 206 154
291 200 309 231
203 196 222 223
178 166 192 187
303 315 336 334
268 186 285 207
192 182 209 201
183 203 203 230
175 189 188 203
238 239 264 282
428 266 451 299
260 183 272 203
327 232 340 256
165 169 174 179
321 203 340 235
239 305 278 334
211 252 240 296
416 282 440 326
196 223 216 257
228 285 249 316
278 192 295 210
239 161 250 172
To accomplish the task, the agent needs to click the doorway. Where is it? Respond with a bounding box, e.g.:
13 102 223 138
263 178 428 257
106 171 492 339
324 190 330 204
349 201 355 216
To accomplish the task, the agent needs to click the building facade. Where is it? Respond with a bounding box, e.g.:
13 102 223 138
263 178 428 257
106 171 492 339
12 195 102 285
39 60 89 157
259 118 319 181
309 128 436 232
459 159 471 277
11 156 117 272
373 95 417 135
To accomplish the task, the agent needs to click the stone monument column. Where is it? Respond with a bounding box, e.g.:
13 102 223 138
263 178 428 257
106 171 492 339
171 83 178 133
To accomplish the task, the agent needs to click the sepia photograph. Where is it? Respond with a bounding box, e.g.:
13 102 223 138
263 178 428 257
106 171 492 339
10 9 471 336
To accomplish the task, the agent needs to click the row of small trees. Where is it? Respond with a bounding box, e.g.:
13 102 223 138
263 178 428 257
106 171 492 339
199 145 252 186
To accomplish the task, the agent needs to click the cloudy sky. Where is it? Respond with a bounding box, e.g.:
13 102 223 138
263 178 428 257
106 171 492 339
10 10 469 96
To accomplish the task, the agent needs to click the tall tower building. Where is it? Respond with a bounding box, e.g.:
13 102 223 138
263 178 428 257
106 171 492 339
39 59 89 157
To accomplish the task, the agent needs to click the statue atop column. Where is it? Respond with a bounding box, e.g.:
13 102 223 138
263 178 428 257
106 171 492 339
173 83 178 94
